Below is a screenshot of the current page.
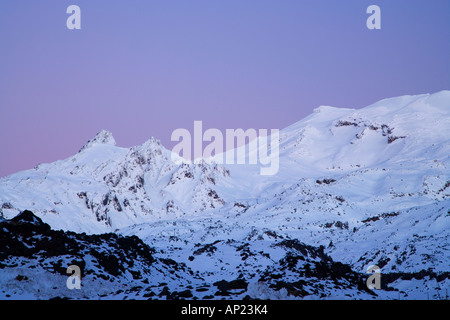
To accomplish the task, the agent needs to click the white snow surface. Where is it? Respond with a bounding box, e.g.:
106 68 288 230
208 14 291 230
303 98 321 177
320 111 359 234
1 90 449 299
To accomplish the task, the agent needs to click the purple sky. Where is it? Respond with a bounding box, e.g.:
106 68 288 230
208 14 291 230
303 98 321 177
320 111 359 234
1 0 449 177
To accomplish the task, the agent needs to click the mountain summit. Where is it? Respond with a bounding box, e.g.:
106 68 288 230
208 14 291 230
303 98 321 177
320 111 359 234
79 130 116 152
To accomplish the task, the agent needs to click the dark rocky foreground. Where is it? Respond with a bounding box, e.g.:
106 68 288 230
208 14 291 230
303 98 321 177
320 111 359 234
0 210 155 277
1 210 447 300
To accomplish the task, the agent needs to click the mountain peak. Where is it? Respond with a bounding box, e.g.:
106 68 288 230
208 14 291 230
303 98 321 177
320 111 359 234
79 130 116 152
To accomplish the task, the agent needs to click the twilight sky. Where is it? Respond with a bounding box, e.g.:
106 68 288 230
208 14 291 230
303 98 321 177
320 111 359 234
0 0 449 177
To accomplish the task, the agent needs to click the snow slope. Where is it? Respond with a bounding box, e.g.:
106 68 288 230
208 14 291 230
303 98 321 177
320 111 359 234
1 90 449 299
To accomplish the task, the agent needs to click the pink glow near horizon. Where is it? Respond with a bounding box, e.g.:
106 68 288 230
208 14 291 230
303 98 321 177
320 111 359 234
0 0 449 177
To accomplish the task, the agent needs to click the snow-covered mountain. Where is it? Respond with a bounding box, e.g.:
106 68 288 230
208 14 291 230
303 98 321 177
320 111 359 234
1 91 449 299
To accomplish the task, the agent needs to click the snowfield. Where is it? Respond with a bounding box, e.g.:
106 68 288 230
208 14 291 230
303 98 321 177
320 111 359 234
1 91 449 299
